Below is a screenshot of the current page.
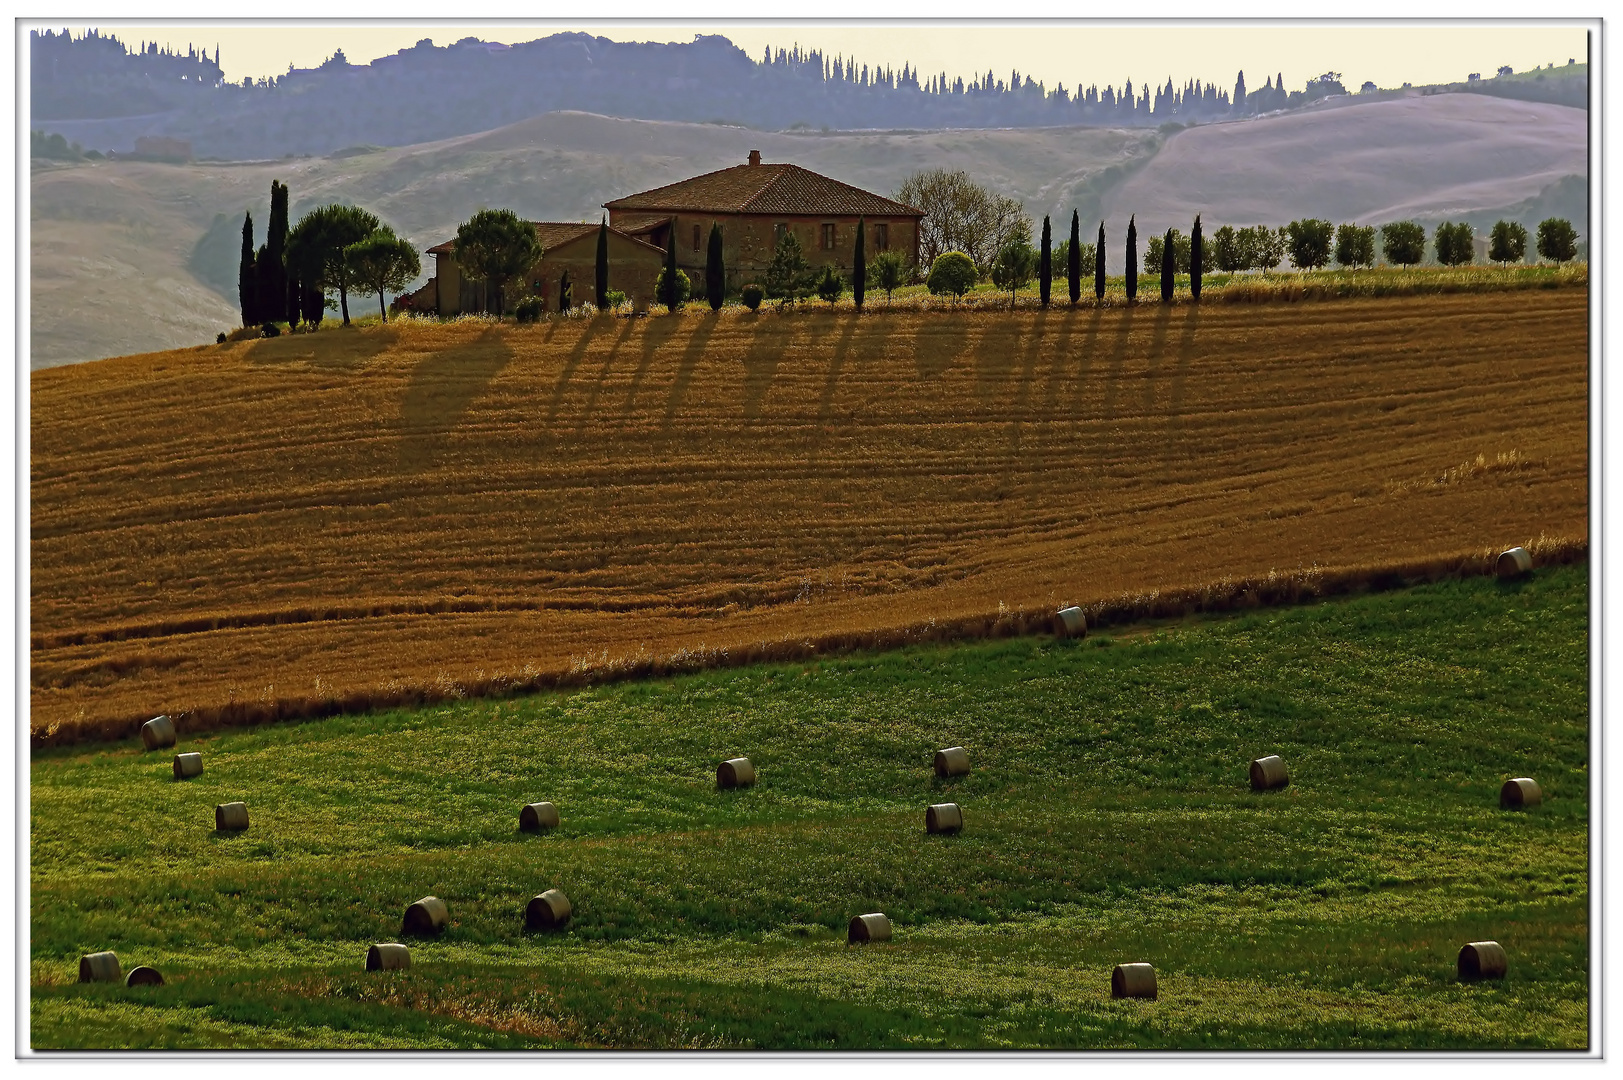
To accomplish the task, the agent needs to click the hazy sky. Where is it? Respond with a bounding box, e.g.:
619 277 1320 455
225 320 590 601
33 21 1591 99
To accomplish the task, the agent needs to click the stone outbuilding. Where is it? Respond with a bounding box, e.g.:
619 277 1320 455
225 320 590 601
603 151 924 291
414 221 667 316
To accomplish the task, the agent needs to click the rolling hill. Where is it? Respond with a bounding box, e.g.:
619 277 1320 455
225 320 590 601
30 92 1586 368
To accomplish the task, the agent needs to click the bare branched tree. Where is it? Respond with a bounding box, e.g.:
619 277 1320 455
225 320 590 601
895 168 1031 274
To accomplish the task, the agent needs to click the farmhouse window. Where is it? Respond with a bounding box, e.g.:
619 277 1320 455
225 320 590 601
873 223 889 251
822 223 836 250
693 224 702 251
775 222 788 244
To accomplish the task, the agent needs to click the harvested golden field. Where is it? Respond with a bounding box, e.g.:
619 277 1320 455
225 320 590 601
31 291 1588 742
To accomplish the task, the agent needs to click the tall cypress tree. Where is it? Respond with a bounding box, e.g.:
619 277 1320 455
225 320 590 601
852 218 866 312
705 222 725 311
1067 210 1081 305
262 180 288 322
1125 216 1138 302
1095 220 1106 300
1191 215 1203 301
1038 215 1052 308
238 211 257 326
1160 228 1175 302
661 232 679 312
595 216 609 309
255 243 277 326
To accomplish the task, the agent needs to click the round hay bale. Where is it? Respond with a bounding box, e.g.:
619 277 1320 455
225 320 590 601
848 912 892 944
78 951 121 983
526 889 573 931
717 757 756 788
173 752 203 780
1111 962 1158 1000
403 896 449 936
366 943 411 972
1249 755 1289 791
520 802 560 831
1500 777 1542 808
1497 547 1533 579
925 802 964 834
1458 940 1507 981
140 715 176 751
124 965 164 987
934 746 970 778
1052 606 1088 638
214 801 249 831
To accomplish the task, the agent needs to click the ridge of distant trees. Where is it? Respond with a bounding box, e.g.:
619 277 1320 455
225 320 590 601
34 29 1584 160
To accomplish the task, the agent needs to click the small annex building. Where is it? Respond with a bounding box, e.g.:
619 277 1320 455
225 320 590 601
603 151 924 291
411 221 667 316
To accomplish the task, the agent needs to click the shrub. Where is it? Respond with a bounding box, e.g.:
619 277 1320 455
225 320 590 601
603 290 627 311
225 326 261 342
216 332 227 344
816 266 844 305
926 251 978 303
514 296 545 323
741 283 765 310
657 267 691 310
870 252 909 305
260 322 281 338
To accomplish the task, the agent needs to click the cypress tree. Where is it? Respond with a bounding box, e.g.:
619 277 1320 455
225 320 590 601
852 219 866 312
286 275 301 330
1125 216 1138 302
595 216 609 309
559 270 573 312
238 210 257 326
661 231 679 312
1191 215 1203 301
705 222 725 311
255 243 277 326
1038 215 1052 307
1160 228 1175 302
263 180 288 322
1095 220 1106 300
1067 210 1081 305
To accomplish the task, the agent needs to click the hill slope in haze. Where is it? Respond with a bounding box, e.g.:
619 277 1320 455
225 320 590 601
31 94 1586 367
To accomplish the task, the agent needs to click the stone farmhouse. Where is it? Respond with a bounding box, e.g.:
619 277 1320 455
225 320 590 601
410 152 923 315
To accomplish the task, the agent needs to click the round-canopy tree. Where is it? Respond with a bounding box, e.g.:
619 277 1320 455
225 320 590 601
453 209 542 319
926 250 977 305
346 227 421 323
285 204 380 326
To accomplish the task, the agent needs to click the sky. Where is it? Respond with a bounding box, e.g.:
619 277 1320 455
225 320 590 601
31 21 1591 100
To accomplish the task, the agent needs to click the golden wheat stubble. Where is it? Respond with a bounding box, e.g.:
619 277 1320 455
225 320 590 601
30 291 1588 738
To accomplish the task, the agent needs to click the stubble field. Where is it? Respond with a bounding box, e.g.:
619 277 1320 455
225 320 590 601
30 289 1588 743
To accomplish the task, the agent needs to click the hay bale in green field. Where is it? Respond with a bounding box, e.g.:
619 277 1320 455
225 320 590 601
1498 547 1533 578
1458 940 1507 981
403 896 448 935
934 746 970 778
717 756 756 788
173 752 203 780
526 889 572 930
1112 962 1157 999
214 801 249 831
1501 777 1542 808
848 912 892 943
1249 755 1289 790
520 801 559 831
140 715 176 750
124 965 163 986
78 951 121 983
1052 606 1087 638
926 802 963 834
367 943 411 971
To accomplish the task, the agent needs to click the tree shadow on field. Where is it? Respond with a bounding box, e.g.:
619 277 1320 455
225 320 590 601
742 316 795 422
1144 305 1173 412
912 312 975 380
574 317 637 435
545 318 608 426
662 313 719 432
810 315 860 459
397 327 513 472
971 320 1020 407
1164 308 1202 456
1068 306 1104 416
1099 306 1137 421
246 325 399 371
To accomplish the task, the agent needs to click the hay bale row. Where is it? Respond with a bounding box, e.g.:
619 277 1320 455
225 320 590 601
77 952 163 987
141 715 175 751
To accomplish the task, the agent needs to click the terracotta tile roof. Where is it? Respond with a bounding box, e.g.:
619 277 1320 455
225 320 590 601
426 222 662 257
604 162 923 218
610 214 672 234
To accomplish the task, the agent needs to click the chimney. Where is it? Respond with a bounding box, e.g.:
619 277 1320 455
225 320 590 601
748 149 761 166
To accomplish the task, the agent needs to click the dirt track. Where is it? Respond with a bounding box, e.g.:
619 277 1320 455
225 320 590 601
31 291 1588 740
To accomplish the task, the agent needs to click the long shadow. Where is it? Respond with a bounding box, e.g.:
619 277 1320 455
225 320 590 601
1000 316 1047 485
742 314 793 422
1164 307 1203 456
661 314 719 433
575 317 636 435
1070 306 1104 416
545 318 607 426
246 325 400 371
811 315 860 456
397 328 514 473
913 311 974 380
1040 308 1079 418
1144 305 1174 412
1099 306 1137 421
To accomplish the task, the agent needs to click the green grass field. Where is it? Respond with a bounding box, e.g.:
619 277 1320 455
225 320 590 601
30 565 1589 1049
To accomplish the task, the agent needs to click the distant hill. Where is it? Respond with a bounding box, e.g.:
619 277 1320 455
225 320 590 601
31 94 1587 368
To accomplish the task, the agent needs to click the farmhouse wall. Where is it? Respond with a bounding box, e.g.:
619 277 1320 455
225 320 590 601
618 211 920 291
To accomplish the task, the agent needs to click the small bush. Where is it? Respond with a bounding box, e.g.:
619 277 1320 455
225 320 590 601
926 251 978 302
225 326 261 342
604 290 627 311
260 322 281 338
514 296 545 324
816 266 844 305
741 283 764 311
216 332 227 344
